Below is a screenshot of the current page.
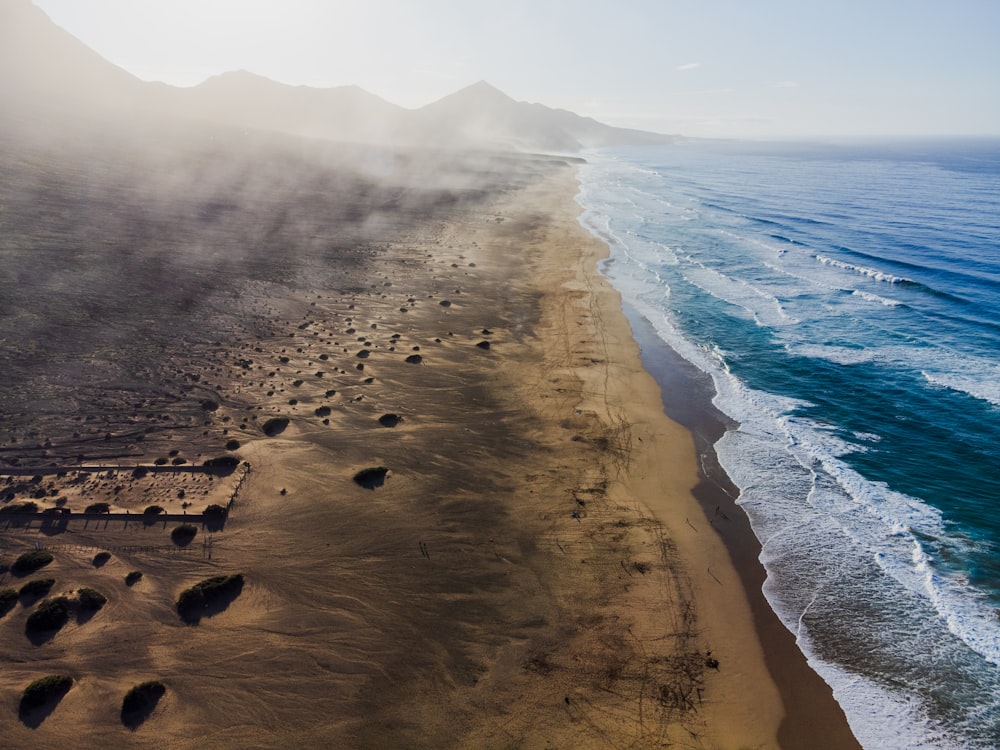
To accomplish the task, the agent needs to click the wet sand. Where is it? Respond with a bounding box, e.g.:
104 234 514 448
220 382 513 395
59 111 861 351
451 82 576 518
0 133 858 748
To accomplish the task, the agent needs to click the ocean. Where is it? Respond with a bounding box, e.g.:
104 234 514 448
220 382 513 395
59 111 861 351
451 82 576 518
576 138 1000 749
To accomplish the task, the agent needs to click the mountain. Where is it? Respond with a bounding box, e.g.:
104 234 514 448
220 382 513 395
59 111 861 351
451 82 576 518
0 0 676 152
178 71 407 145
0 0 166 118
412 80 673 151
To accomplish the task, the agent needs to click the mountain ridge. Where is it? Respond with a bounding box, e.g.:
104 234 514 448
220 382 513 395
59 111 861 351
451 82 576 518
1 0 677 152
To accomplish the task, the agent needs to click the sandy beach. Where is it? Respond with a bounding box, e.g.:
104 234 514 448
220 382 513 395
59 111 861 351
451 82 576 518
0 138 858 748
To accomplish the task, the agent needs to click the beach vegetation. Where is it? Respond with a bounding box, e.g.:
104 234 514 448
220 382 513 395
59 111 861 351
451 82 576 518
20 675 73 720
204 454 240 474
262 417 289 436
19 578 55 600
77 587 107 611
25 596 71 635
12 550 53 575
204 503 227 518
176 574 244 623
0 588 18 617
0 501 39 514
121 680 166 728
353 466 389 489
171 523 198 545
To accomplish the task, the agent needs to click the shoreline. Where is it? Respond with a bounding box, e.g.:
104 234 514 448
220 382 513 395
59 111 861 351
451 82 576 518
573 176 861 746
619 300 862 749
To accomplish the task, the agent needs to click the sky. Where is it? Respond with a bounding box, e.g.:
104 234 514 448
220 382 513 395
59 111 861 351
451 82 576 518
31 0 1000 138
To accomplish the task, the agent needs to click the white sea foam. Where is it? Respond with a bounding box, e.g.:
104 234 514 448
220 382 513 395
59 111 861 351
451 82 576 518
816 254 913 284
922 370 1000 407
680 259 799 328
852 289 903 306
786 343 879 365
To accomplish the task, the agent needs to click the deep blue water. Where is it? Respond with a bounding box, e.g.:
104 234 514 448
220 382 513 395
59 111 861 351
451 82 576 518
577 138 1000 749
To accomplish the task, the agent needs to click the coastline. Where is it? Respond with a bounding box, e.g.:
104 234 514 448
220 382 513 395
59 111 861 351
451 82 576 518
0 143 860 748
621 302 863 750
554 167 854 749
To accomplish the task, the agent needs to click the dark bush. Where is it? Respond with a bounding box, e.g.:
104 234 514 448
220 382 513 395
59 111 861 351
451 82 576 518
77 587 107 611
84 502 110 514
378 414 402 428
204 455 240 473
176 574 244 623
203 504 227 519
314 406 331 418
12 550 53 576
92 551 111 567
353 467 389 489
125 571 143 586
171 524 198 546
0 501 38 514
19 578 55 600
154 457 168 466
405 354 423 364
262 417 289 436
20 675 73 715
121 680 165 728
0 588 17 617
225 439 241 451
25 596 70 635
476 340 491 350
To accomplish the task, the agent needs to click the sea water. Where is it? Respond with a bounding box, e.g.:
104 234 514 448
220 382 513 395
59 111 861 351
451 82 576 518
576 138 1000 749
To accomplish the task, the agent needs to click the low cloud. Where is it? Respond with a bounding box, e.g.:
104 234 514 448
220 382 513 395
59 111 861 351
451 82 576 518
676 62 702 71
774 80 799 88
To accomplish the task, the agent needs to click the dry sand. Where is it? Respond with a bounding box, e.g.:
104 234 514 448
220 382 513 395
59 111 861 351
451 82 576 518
1 141 859 748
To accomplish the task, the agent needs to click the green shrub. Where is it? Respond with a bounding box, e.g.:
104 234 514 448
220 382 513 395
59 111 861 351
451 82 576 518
0 588 17 617
121 680 165 724
204 455 240 475
25 596 70 634
262 417 289 436
77 587 107 611
18 578 55 599
176 574 244 623
171 524 198 545
12 550 53 575
20 675 73 712
0 501 38 514
353 466 389 489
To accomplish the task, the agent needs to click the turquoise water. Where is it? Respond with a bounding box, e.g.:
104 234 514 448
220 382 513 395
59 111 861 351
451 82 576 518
576 139 1000 749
